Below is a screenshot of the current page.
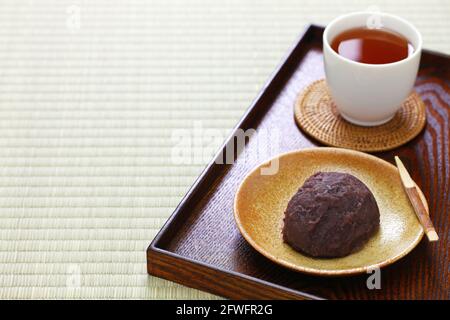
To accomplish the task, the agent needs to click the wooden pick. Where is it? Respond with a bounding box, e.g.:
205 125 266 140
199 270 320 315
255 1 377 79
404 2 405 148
395 156 438 242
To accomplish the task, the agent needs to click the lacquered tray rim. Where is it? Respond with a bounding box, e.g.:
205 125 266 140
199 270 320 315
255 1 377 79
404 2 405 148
147 245 322 300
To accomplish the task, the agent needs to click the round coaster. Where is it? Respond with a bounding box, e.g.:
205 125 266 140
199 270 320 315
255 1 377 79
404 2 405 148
294 79 427 152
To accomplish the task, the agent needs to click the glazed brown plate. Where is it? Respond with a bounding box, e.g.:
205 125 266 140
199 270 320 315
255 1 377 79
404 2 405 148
234 147 427 276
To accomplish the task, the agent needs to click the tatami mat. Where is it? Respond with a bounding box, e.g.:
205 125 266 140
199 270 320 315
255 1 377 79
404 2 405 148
0 0 448 299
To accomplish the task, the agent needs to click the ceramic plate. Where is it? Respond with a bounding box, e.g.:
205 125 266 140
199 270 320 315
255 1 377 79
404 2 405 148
234 148 426 276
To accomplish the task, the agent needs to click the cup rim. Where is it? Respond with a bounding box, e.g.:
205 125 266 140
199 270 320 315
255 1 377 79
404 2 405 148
323 11 423 68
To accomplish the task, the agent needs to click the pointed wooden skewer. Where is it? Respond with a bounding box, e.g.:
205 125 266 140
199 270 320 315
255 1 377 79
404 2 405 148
395 156 439 242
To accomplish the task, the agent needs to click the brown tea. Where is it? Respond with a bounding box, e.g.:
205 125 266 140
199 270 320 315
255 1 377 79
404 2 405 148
331 27 414 64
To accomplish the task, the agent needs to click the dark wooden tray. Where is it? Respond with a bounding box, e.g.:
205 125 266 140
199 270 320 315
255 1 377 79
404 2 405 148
147 24 450 300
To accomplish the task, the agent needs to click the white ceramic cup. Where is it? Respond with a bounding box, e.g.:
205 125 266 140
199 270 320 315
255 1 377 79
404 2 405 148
323 12 422 126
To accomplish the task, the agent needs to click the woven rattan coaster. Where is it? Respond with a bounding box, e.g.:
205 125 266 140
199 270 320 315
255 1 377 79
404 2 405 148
294 79 427 152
